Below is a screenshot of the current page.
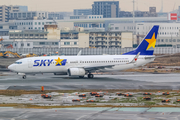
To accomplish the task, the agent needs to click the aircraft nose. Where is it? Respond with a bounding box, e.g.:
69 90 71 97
8 64 16 71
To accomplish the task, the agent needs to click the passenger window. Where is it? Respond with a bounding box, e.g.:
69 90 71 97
15 62 22 64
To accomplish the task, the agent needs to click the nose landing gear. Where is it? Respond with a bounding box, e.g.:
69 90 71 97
22 75 26 79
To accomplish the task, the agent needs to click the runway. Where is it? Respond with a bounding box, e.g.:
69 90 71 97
1 72 180 119
1 72 180 90
0 107 180 120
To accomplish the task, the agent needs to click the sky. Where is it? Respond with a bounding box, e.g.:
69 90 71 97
0 0 180 12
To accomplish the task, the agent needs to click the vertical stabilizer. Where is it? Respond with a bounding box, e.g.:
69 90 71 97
123 25 159 55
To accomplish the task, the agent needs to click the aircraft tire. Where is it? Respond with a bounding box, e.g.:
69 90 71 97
22 75 26 79
88 74 94 78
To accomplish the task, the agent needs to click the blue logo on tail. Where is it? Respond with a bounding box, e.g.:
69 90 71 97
123 25 159 55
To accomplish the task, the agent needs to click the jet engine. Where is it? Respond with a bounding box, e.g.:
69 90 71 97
67 68 86 76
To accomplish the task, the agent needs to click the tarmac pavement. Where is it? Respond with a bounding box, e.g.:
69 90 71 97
0 107 180 120
0 72 180 90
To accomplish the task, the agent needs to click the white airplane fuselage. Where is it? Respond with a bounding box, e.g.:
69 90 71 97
8 25 159 79
8 55 154 74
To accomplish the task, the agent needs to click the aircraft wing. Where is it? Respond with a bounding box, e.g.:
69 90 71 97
84 64 116 71
144 56 156 59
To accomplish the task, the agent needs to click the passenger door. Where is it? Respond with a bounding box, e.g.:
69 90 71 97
27 59 33 68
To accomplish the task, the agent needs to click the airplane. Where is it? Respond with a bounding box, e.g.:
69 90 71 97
8 25 159 79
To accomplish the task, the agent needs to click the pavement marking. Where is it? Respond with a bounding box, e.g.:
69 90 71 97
76 115 88 120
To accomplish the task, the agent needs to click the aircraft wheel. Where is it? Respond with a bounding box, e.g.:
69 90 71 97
22 75 26 79
88 74 94 78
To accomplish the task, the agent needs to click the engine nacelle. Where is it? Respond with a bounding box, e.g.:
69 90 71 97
68 68 86 76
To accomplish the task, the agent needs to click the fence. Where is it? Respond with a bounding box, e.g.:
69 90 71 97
1 47 180 55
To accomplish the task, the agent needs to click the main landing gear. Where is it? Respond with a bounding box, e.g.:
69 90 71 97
79 74 94 78
88 74 94 78
22 75 26 79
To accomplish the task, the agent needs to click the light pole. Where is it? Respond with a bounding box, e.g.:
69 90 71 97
0 37 4 48
58 39 61 56
133 0 135 24
84 42 86 48
170 32 173 48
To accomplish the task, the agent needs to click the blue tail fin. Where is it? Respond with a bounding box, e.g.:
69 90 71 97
123 25 159 55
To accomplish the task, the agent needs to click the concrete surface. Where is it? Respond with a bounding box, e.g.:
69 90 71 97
0 107 180 120
0 72 180 90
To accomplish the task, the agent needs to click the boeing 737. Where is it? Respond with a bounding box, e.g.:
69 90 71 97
8 25 159 79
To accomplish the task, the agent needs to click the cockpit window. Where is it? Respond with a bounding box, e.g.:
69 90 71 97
15 62 22 64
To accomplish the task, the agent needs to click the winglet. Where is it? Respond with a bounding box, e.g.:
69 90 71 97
130 52 140 63
77 50 82 56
